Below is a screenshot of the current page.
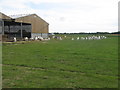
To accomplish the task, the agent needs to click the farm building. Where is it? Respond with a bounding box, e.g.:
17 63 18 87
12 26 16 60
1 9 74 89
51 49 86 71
0 12 12 35
0 12 49 41
0 12 32 41
0 12 12 41
0 12 11 20
15 14 49 39
3 19 31 39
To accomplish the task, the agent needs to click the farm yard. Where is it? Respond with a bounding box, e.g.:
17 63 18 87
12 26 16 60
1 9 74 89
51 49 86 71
2 34 118 88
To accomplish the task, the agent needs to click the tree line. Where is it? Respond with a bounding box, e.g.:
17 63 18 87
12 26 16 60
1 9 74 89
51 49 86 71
51 31 120 35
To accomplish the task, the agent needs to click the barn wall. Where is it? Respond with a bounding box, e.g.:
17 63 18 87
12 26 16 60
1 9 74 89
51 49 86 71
15 14 49 34
31 33 48 39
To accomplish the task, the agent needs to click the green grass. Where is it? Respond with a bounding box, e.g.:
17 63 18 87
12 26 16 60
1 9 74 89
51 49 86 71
2 34 118 88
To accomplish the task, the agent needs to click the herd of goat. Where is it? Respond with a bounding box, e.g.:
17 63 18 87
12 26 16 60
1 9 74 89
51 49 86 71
13 35 107 42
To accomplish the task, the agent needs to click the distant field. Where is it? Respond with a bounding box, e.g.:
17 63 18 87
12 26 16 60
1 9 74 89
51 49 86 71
2 34 118 88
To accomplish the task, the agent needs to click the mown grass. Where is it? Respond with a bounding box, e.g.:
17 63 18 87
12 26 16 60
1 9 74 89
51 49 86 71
2 34 118 88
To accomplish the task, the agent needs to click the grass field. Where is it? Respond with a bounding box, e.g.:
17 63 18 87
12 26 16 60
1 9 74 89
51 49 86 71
2 34 118 88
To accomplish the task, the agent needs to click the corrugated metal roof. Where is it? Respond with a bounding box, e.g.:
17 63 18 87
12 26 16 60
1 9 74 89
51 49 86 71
15 14 49 25
9 14 32 19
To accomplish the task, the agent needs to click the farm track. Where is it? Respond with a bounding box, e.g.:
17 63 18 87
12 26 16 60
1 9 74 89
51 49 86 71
3 64 118 77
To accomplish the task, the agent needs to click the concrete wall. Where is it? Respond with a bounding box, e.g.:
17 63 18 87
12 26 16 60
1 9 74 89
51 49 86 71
31 33 48 39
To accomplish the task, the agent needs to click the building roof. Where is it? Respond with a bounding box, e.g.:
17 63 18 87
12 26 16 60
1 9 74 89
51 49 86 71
0 12 12 19
13 14 49 25
0 12 48 25
9 14 32 19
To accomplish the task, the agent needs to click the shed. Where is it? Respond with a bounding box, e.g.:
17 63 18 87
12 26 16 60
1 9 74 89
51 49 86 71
15 14 49 38
3 19 31 39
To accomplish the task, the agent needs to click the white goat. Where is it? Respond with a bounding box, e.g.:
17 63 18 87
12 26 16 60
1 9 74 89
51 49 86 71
81 37 85 40
59 37 62 40
72 38 74 40
13 37 17 42
35 36 38 40
25 37 28 41
52 36 55 39
77 37 79 40
48 38 51 40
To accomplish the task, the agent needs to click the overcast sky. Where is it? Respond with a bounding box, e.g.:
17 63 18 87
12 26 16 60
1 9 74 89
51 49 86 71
0 0 119 33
